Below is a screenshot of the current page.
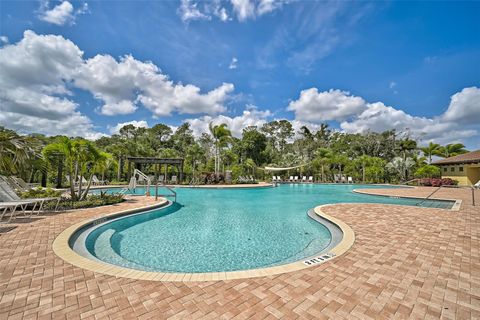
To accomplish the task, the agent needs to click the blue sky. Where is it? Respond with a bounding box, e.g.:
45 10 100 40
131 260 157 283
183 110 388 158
0 0 479 149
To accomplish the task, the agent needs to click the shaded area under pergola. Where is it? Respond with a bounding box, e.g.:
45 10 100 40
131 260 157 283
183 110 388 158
125 157 184 183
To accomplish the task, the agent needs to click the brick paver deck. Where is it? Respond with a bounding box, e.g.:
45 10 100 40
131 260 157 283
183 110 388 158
0 187 479 319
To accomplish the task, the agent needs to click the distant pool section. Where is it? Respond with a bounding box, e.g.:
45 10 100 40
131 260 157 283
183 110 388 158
74 184 454 274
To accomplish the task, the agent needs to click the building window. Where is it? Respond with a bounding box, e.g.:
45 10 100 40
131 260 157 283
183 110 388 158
443 167 447 172
451 167 455 172
459 166 464 172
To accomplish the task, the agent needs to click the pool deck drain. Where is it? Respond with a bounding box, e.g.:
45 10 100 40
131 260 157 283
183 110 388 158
0 186 479 319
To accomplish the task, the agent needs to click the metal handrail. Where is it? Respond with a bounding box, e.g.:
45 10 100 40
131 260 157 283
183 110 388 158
155 182 177 202
133 169 151 195
417 184 477 207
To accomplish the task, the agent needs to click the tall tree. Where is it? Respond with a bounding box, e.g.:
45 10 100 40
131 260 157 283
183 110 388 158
209 123 232 175
419 142 442 164
437 143 468 158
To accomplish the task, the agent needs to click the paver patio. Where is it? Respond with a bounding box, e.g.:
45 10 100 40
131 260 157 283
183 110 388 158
0 187 479 319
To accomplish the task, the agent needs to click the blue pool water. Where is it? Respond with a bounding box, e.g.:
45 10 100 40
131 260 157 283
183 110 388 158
83 184 453 273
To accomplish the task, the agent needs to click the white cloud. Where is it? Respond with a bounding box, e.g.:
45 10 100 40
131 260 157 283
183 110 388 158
0 36 8 44
75 54 234 116
441 86 480 125
389 81 396 89
338 94 479 145
108 120 149 134
185 105 272 137
231 0 256 21
214 6 230 21
177 0 286 22
178 0 210 22
229 57 238 69
0 30 234 138
38 1 88 26
287 88 367 122
0 30 100 139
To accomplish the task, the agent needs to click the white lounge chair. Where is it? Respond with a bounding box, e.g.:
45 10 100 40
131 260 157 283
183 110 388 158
0 182 60 222
9 176 39 191
92 175 105 186
276 176 282 182
289 176 294 182
302 176 307 183
348 176 353 183
272 176 277 182
171 175 178 184
294 176 299 182
77 176 88 186
474 180 480 189
308 176 313 183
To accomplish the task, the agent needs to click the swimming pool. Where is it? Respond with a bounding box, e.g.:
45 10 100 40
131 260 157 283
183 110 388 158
73 184 454 274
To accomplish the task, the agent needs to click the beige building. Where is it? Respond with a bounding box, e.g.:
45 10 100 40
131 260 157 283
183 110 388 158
433 150 480 186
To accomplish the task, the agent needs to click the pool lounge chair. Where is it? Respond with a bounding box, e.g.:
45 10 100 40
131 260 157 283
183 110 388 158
171 175 178 184
289 176 294 182
277 176 282 182
302 176 307 183
294 176 299 182
0 181 60 222
9 176 40 191
308 176 313 183
348 176 353 183
272 176 277 182
92 175 106 186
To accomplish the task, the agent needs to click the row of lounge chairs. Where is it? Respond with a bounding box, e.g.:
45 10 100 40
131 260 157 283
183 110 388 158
66 175 107 186
0 176 60 223
272 176 355 183
238 176 256 183
273 176 314 183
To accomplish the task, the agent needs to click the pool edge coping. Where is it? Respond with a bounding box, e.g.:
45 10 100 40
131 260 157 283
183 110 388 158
53 203 355 282
352 188 462 211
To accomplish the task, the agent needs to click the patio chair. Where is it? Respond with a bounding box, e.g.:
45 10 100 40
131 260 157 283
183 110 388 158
171 175 178 184
92 175 103 186
347 176 353 183
249 176 255 182
158 175 165 184
77 176 88 186
294 176 299 182
308 176 313 183
289 176 294 182
0 181 60 221
9 176 39 191
302 176 307 183
272 176 277 182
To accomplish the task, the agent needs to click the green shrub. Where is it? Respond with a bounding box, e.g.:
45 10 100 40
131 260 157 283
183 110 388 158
43 194 124 210
20 187 62 199
414 165 441 178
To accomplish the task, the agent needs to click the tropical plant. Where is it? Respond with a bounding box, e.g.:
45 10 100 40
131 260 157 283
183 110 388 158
209 122 232 175
437 143 468 158
386 157 416 182
419 142 442 164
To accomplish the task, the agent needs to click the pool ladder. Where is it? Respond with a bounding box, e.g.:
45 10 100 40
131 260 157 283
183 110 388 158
154 183 177 203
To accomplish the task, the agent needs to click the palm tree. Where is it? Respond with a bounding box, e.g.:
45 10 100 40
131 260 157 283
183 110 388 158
0 127 37 175
437 143 468 158
209 123 232 176
419 142 442 164
313 148 332 182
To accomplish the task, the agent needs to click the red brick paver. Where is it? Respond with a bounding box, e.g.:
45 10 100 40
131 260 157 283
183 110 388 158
0 188 479 319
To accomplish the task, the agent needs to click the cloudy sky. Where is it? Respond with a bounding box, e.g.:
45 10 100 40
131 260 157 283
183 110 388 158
0 0 479 149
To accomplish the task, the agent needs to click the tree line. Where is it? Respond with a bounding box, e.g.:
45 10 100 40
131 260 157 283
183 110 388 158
0 121 469 187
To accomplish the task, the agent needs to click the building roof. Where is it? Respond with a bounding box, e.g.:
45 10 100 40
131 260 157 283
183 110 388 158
433 150 480 165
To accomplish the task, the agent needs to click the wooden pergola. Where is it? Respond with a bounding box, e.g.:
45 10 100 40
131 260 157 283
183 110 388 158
126 157 184 183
